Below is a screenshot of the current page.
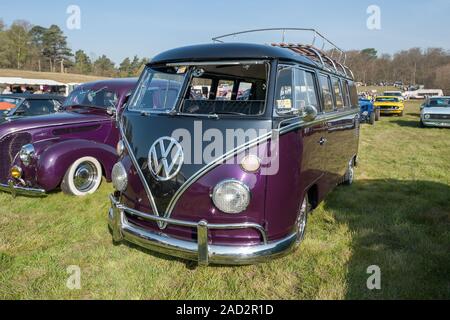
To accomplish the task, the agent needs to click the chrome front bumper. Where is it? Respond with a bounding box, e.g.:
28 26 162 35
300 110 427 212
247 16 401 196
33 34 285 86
0 180 46 197
422 120 450 127
108 194 297 266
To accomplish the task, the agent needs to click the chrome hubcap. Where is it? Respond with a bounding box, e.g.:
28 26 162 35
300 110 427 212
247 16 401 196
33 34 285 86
296 197 309 243
73 162 98 192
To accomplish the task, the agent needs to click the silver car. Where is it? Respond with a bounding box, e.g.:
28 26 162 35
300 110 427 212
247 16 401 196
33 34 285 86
420 96 450 128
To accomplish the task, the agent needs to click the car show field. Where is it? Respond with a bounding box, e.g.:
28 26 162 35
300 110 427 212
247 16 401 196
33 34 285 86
0 100 448 300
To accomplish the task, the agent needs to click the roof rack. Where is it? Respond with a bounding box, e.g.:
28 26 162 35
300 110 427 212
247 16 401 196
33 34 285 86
212 28 354 79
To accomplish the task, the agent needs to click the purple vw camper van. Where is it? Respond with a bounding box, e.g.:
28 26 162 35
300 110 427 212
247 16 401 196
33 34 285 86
0 78 137 197
109 29 360 265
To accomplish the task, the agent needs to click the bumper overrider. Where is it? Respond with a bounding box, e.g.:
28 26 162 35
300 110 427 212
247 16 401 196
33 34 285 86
0 179 46 197
108 194 298 266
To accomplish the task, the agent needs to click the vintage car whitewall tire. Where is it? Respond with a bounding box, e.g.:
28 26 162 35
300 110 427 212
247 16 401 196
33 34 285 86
61 157 103 196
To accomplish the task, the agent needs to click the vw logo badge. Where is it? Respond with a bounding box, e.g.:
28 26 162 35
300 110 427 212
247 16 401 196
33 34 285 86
148 137 184 181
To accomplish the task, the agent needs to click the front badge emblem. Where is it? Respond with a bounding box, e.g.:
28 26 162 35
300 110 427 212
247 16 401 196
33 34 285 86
148 137 184 181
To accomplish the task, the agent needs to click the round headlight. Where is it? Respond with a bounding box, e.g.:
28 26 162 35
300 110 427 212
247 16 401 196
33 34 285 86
424 114 431 119
19 144 35 166
116 140 125 156
212 180 251 214
112 162 128 192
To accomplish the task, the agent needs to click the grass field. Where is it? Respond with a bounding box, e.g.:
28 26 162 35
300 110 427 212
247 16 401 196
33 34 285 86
0 101 449 300
0 69 107 84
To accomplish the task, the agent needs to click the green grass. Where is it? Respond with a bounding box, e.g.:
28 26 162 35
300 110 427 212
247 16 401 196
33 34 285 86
0 101 449 300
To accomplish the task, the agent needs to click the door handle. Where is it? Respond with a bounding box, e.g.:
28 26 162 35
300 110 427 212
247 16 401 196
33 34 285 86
319 137 328 146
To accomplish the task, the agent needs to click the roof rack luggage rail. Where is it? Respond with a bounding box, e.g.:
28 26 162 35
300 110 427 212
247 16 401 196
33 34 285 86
212 28 354 78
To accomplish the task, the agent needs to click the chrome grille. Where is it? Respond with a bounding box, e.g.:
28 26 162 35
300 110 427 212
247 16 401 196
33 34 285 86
0 133 32 181
429 114 450 120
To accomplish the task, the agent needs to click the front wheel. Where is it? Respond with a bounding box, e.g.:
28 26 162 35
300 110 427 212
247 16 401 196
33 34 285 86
61 157 103 196
296 194 311 244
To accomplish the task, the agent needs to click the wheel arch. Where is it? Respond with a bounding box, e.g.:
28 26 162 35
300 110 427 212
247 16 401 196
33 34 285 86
36 139 117 191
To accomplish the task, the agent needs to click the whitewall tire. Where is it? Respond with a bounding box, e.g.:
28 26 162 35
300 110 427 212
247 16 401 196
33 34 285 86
61 157 103 196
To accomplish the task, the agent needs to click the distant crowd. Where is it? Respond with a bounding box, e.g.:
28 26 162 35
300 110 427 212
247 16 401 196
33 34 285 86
1 85 54 95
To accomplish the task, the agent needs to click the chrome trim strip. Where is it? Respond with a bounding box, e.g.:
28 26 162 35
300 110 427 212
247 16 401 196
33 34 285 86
166 60 266 67
118 122 161 223
279 109 358 134
0 120 108 142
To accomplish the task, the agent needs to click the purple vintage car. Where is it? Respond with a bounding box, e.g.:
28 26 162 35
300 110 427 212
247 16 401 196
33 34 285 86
0 78 137 197
109 29 360 265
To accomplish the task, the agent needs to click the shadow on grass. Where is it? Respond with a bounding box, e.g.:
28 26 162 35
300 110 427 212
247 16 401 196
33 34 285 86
324 179 450 299
390 119 421 128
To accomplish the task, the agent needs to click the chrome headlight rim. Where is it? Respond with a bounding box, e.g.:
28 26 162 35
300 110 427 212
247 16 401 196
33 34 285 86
19 144 35 167
211 179 251 215
112 162 128 192
424 114 431 120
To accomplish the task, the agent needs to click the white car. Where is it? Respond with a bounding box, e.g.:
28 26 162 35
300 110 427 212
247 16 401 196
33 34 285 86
420 96 450 128
384 91 405 101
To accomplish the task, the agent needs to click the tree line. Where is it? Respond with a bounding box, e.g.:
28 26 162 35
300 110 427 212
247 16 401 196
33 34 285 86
346 48 450 93
0 19 149 77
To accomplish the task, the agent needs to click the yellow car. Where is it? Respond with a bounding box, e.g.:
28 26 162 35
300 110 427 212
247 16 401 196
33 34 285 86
374 96 405 117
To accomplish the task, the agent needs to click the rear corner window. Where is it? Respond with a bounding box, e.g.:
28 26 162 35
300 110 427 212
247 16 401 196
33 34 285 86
331 77 345 110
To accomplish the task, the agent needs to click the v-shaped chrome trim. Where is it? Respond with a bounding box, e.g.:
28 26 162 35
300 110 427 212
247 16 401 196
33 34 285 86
119 121 163 228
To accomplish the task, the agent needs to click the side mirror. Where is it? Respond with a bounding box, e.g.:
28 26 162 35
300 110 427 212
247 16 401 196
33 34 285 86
302 105 318 122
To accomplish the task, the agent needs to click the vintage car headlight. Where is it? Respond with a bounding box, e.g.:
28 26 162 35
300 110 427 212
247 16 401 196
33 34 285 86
19 144 35 166
424 114 431 120
112 162 128 192
116 140 125 156
212 180 251 214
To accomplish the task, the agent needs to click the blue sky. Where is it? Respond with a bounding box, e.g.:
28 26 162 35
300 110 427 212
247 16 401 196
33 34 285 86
1 0 449 64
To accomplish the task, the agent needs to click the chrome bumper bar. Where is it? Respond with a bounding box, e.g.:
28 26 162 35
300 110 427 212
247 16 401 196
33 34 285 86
0 180 46 197
108 194 297 266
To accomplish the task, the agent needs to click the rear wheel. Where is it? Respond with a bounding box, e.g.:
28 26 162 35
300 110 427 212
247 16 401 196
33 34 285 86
375 109 381 121
342 159 355 186
61 157 102 196
369 112 376 125
296 194 311 244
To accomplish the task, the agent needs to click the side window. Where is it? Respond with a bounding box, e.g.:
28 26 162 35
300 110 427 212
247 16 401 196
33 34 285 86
331 77 344 109
293 68 319 112
343 81 351 106
275 68 294 114
348 81 359 107
23 100 56 116
319 74 334 112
